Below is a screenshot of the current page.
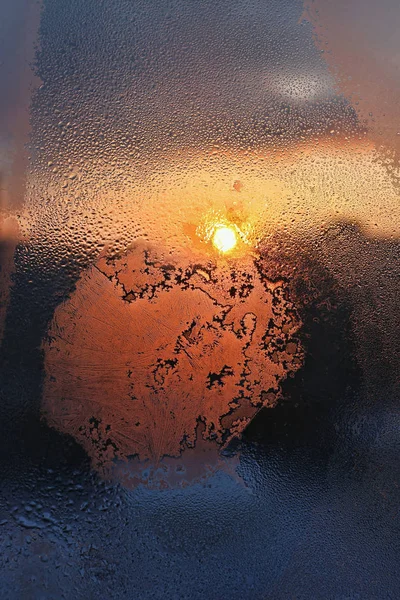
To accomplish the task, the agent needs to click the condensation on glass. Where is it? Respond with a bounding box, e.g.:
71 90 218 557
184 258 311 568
0 0 399 598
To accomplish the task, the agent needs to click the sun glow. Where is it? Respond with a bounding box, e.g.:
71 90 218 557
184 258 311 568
212 225 238 253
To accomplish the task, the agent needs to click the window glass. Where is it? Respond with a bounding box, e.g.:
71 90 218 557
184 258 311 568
1 1 399 598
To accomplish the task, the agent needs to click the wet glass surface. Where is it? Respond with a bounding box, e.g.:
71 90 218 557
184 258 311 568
0 0 399 598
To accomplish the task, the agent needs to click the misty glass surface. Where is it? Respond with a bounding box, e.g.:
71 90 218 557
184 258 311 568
0 1 399 598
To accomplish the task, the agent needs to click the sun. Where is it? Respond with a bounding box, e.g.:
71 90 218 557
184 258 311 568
212 225 237 253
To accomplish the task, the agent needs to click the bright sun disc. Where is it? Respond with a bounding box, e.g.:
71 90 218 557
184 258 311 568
212 225 237 253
